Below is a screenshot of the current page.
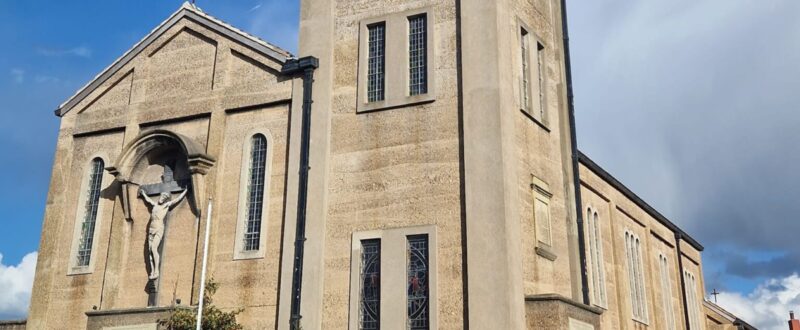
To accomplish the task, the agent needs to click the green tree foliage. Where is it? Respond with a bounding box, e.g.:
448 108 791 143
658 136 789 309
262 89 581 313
160 278 244 330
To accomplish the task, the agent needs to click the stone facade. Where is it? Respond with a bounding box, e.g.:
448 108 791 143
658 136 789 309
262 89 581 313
23 1 754 329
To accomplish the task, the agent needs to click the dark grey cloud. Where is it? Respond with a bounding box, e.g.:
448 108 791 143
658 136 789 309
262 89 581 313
568 0 800 282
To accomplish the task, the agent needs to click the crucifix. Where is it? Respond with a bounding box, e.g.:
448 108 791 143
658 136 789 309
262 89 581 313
710 288 720 303
136 163 190 306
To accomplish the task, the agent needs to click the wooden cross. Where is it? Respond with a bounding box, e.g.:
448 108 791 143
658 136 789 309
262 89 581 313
711 288 720 303
140 163 189 197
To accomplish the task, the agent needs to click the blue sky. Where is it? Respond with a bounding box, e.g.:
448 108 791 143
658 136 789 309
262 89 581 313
0 1 798 328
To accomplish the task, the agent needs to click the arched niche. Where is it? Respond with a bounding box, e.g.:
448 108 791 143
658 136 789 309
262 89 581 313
107 129 215 219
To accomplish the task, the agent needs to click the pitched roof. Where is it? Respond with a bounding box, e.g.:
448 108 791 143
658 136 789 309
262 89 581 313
55 2 294 117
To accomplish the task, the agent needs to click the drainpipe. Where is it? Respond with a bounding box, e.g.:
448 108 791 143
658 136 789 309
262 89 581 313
676 232 692 329
281 56 320 330
559 0 591 305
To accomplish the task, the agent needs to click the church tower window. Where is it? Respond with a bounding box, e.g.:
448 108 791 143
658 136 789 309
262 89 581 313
408 14 428 96
349 226 437 329
76 158 104 267
407 235 429 330
519 24 547 125
367 22 386 102
358 8 435 113
360 239 381 330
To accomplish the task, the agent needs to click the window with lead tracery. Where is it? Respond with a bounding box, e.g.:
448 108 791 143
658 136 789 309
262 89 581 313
367 22 386 103
75 158 104 268
407 235 429 330
243 134 267 252
360 239 381 330
408 14 428 96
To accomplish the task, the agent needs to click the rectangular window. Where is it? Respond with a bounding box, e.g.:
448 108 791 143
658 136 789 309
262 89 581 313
408 14 428 96
407 235 430 330
520 26 546 124
534 42 545 119
349 226 437 330
360 239 381 330
367 23 386 102
659 254 676 330
520 28 531 112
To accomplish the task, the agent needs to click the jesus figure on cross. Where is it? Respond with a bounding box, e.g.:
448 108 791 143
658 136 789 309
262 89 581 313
139 188 187 280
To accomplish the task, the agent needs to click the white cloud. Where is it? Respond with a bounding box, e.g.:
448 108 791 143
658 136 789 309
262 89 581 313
34 75 60 84
9 69 24 84
36 46 92 58
717 274 800 330
249 3 262 12
0 252 37 320
248 0 298 53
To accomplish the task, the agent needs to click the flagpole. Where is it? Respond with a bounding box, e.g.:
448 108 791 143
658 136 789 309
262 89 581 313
196 197 213 330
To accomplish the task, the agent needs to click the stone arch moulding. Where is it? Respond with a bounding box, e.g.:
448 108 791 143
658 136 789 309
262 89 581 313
106 129 215 219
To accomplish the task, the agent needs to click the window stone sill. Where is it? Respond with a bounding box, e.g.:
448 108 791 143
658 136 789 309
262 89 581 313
357 96 435 114
535 245 557 261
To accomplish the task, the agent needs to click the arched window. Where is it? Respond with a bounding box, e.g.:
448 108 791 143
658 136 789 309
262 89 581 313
659 253 676 330
74 158 104 269
625 230 648 323
235 133 271 259
684 270 701 330
587 208 607 307
243 134 267 251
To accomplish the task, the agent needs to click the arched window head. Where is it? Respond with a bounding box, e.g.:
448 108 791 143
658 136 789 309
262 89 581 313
76 158 104 267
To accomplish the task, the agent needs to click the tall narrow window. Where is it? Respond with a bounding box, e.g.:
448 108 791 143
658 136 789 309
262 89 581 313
520 28 531 112
659 254 676 330
367 23 386 102
408 14 428 96
243 134 267 251
625 231 648 322
534 42 545 119
407 235 429 330
684 271 701 330
360 239 381 330
587 208 607 307
76 158 104 267
520 26 547 123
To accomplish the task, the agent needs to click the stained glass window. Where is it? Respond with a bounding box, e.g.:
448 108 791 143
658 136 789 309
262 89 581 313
407 235 429 330
76 158 104 267
367 23 386 102
244 134 267 251
408 14 427 96
360 239 381 330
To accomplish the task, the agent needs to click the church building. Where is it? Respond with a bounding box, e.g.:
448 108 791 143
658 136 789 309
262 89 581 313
9 0 755 329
